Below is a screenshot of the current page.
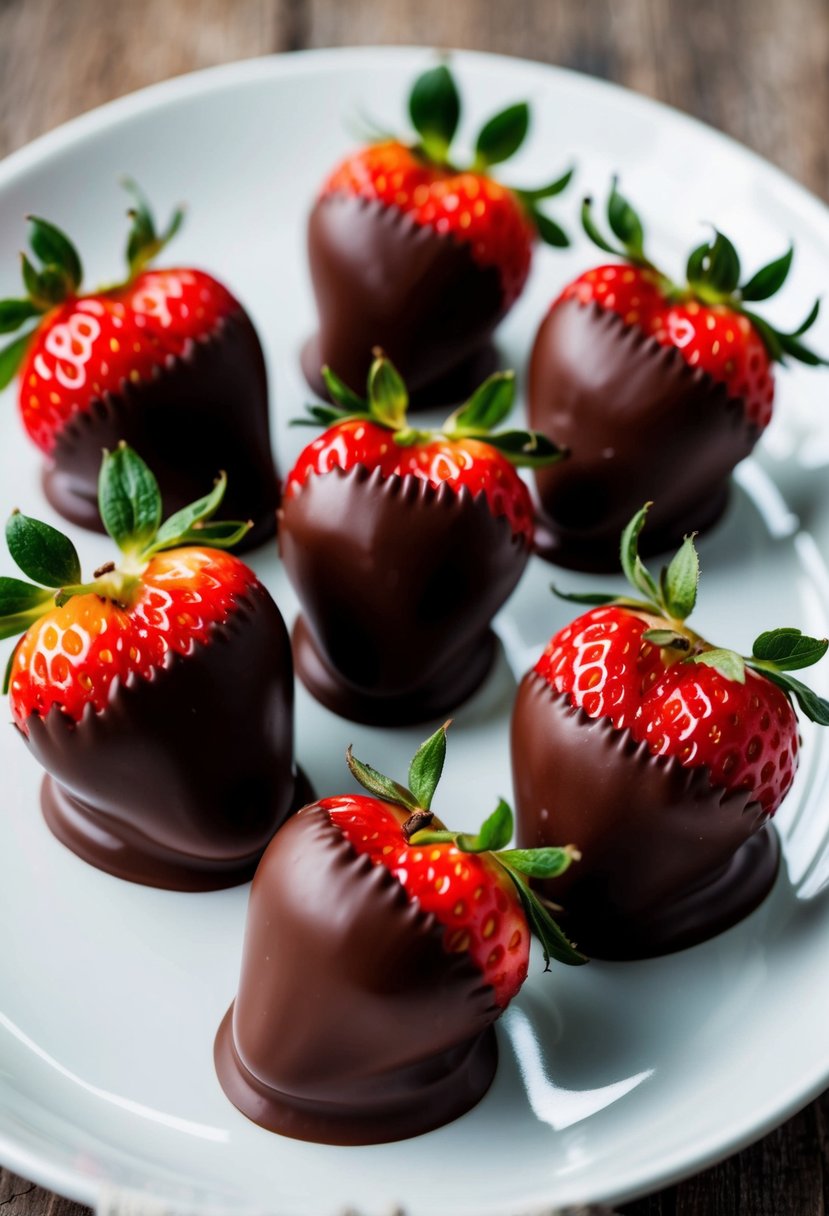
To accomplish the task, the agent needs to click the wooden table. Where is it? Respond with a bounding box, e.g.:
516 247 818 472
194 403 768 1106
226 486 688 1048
0 1 826 1213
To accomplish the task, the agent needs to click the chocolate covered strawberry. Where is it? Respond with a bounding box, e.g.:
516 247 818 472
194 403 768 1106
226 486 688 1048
0 183 278 547
215 724 583 1145
512 504 829 959
281 351 561 724
529 178 827 570
302 62 573 406
2 444 304 890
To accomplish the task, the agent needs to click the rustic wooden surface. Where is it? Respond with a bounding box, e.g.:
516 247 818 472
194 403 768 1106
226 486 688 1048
0 1 827 1213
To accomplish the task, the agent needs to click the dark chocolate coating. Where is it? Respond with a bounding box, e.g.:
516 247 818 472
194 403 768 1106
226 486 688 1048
25 584 306 891
43 310 279 553
301 194 505 408
214 805 499 1144
528 299 759 571
511 674 780 959
279 466 530 725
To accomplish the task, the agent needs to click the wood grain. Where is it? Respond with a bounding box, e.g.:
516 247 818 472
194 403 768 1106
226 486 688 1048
0 1 827 1214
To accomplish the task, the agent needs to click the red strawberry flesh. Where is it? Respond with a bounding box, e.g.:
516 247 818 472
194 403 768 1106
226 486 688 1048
323 793 530 1008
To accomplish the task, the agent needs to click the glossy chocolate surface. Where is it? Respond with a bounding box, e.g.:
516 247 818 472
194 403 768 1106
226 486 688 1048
302 194 505 408
279 466 529 725
511 673 780 958
528 299 759 571
26 584 306 891
43 310 279 553
215 805 499 1144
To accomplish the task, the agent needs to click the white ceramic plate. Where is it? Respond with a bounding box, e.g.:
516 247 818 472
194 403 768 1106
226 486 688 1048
1 48 829 1216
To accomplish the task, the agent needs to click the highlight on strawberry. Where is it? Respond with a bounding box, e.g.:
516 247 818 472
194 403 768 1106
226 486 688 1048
0 182 279 548
214 724 583 1145
511 503 829 958
528 177 827 572
302 61 574 407
3 443 303 891
281 351 562 724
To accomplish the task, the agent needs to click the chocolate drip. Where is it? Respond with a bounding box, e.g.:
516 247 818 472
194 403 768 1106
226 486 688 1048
215 806 499 1144
43 310 279 553
301 194 505 409
25 585 307 891
528 299 759 571
279 466 530 725
511 674 780 958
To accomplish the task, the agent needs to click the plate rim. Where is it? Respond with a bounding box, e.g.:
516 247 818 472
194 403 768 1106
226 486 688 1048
1 44 828 1215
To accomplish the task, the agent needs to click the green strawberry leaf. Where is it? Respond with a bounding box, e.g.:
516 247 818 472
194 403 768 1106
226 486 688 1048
532 210 570 249
776 330 828 368
367 353 408 429
499 846 576 879
620 504 660 604
475 102 529 168
290 404 351 428
751 628 829 672
409 63 460 161
755 668 829 726
407 723 449 811
0 298 40 335
687 229 741 296
6 512 82 587
27 216 82 290
455 798 513 854
123 179 185 276
515 167 574 203
792 297 821 337
171 519 252 549
661 533 699 622
581 196 623 258
0 576 54 615
346 744 421 813
449 371 516 434
505 869 587 967
607 178 645 259
687 648 746 683
483 429 563 468
321 365 367 414
740 246 793 302
0 604 54 642
551 585 622 607
150 473 228 552
98 444 163 556
0 329 36 392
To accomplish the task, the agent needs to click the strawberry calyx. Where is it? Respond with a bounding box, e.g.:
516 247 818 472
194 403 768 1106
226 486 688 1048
0 181 185 392
295 349 563 469
581 178 826 368
346 722 586 968
554 502 829 725
369 62 573 247
0 443 250 692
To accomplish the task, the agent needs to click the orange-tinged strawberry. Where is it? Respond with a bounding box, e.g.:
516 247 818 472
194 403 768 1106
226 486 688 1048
1 444 254 730
10 547 253 729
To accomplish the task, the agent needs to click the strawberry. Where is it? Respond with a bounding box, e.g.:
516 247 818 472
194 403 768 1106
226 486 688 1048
512 504 829 958
529 178 827 571
1 444 303 891
215 725 583 1144
0 182 279 548
303 62 573 407
281 353 561 724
